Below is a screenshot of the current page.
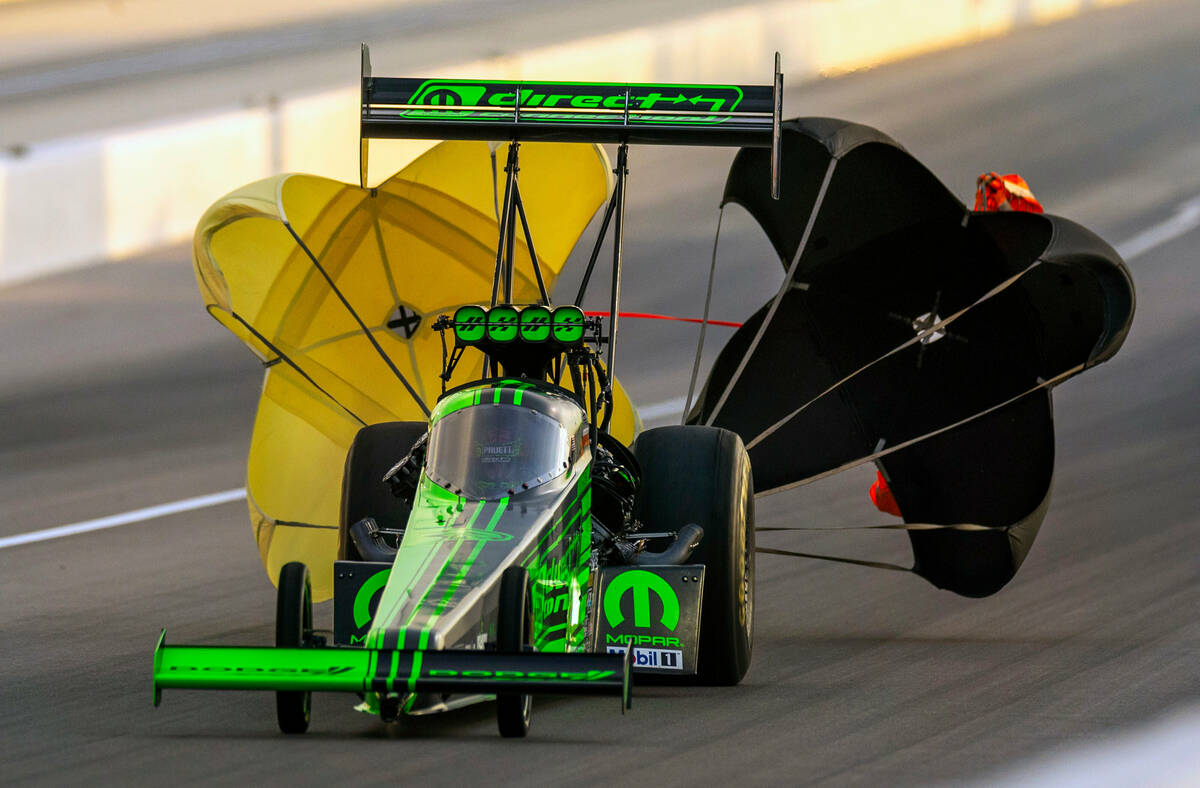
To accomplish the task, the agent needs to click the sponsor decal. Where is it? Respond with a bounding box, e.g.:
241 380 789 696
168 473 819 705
603 569 680 630
168 665 355 675
406 83 488 116
538 586 570 619
353 568 391 629
421 669 614 681
404 81 742 124
405 526 514 544
606 645 683 671
479 442 520 462
605 633 682 648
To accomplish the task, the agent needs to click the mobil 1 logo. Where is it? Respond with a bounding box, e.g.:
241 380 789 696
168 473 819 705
595 565 704 675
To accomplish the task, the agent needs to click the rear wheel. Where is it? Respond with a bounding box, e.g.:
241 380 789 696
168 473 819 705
496 566 533 738
276 561 314 734
340 421 427 559
632 426 755 685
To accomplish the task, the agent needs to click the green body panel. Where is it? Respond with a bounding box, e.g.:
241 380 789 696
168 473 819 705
365 382 593 656
155 642 370 696
527 478 591 652
430 378 536 424
151 382 627 716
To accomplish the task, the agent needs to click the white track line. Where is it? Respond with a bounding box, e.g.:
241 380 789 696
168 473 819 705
3 196 1197 551
966 703 1200 787
1116 195 1200 260
0 488 246 550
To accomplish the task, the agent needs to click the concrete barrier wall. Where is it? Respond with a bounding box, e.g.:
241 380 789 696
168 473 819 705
0 0 1136 285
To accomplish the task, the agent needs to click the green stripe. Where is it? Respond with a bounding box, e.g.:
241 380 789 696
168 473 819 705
368 487 473 648
408 651 422 693
370 540 444 649
417 496 510 650
370 497 485 649
397 501 486 647
430 387 476 424
387 650 400 688
512 383 534 406
363 649 379 692
540 506 583 558
528 481 589 556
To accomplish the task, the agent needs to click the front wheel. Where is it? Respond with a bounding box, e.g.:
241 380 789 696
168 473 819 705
632 426 755 685
496 566 533 737
276 561 314 734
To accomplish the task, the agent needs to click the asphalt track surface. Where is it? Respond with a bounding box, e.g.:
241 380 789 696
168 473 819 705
2 1 1198 783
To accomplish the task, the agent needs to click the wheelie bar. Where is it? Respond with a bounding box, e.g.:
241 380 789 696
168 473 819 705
152 630 633 710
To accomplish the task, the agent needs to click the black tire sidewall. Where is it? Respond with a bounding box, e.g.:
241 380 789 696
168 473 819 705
276 561 312 733
496 565 532 737
632 426 754 685
339 421 427 559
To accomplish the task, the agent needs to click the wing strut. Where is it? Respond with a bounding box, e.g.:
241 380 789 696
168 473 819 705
488 142 551 308
357 45 784 415
602 143 630 431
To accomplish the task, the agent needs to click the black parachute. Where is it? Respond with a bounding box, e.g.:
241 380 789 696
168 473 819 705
689 118 1135 597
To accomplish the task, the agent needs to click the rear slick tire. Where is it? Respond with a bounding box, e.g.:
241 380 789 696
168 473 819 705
339 421 428 560
632 426 755 685
276 561 314 734
496 566 533 738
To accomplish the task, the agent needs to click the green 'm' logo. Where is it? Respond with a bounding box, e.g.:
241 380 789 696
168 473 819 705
406 83 488 117
353 568 391 629
603 570 679 631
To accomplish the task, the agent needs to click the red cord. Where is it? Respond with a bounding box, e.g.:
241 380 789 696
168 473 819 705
584 310 743 328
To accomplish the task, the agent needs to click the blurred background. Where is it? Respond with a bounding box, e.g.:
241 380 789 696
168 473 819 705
1 0 1197 784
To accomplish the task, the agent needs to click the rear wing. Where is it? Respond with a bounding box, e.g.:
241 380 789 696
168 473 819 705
359 44 783 197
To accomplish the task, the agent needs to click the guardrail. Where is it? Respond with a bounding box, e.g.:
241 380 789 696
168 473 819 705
0 0 1138 285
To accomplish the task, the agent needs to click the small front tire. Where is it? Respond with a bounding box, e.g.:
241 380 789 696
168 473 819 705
276 561 314 734
496 566 533 738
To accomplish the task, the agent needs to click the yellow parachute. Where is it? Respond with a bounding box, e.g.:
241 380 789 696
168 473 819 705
194 141 640 599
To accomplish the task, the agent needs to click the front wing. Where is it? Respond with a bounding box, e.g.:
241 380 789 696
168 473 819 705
152 631 632 711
